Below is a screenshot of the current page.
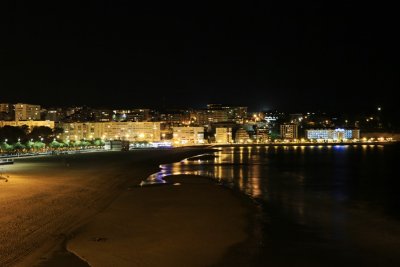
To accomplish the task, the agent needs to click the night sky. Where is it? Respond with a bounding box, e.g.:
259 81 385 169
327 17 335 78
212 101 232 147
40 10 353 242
1 1 398 112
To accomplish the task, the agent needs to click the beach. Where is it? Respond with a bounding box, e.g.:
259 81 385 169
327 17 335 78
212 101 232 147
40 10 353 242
0 148 256 266
67 175 254 267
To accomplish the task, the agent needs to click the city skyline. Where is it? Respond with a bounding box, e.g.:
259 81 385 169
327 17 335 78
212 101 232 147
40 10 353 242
0 101 389 118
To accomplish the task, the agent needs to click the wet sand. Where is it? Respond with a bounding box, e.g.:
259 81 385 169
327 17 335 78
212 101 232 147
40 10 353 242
0 148 256 266
67 175 253 267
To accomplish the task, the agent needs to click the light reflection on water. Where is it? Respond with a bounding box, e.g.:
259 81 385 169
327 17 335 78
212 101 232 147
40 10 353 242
143 144 400 265
144 147 269 199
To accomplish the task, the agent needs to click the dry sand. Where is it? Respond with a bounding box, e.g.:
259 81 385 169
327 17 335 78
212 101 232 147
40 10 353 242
0 148 257 266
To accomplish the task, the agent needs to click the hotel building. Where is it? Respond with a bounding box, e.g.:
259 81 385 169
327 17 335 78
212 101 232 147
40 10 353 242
306 129 360 141
58 122 161 142
15 103 41 121
172 126 204 145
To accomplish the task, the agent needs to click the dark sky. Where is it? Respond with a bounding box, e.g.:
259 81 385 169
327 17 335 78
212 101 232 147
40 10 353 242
0 1 398 112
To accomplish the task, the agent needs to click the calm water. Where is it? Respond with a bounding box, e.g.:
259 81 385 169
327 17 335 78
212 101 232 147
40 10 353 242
147 144 400 266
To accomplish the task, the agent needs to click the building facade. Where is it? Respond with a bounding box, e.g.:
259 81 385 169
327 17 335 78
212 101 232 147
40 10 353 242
223 106 247 122
15 103 41 121
44 108 65 122
0 103 13 114
172 126 204 145
207 104 247 123
58 122 161 142
234 128 250 143
280 123 298 139
306 129 360 141
215 127 232 143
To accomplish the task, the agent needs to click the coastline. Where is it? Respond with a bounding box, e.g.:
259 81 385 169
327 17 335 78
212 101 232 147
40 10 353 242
61 141 394 267
66 174 257 266
212 141 397 148
9 143 395 266
1 147 219 267
24 145 257 267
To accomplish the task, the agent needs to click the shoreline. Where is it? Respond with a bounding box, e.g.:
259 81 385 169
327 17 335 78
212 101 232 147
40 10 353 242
8 143 396 266
1 147 217 267
7 141 399 266
1 142 396 162
66 174 258 267
212 141 397 147
23 146 242 267
62 147 258 267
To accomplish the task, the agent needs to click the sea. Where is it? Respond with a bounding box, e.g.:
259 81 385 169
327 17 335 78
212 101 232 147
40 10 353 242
146 143 400 266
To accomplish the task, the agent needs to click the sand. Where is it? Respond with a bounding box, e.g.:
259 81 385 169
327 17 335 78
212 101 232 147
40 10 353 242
67 175 251 267
0 148 256 266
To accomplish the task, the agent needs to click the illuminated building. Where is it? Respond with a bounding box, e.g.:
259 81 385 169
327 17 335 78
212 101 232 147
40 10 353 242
265 115 278 123
215 127 232 143
280 123 298 139
44 108 64 122
209 104 247 123
234 128 250 143
190 109 230 126
306 129 360 141
208 104 247 120
225 106 247 122
172 126 204 145
289 113 303 124
207 109 228 123
112 109 152 122
190 110 209 126
128 109 151 122
14 103 41 121
191 105 247 126
0 103 14 121
160 110 190 125
0 103 13 113
93 109 113 122
58 122 161 142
